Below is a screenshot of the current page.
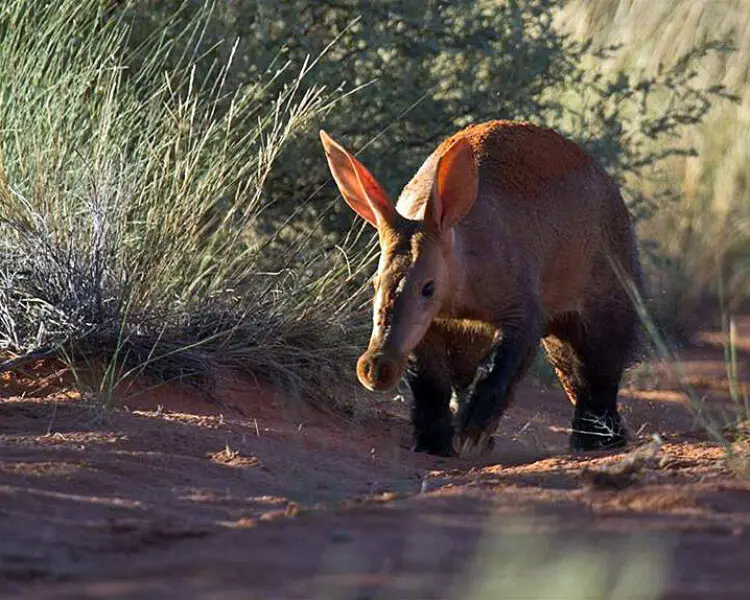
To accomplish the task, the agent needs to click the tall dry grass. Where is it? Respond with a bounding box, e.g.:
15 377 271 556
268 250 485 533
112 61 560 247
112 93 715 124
558 0 750 339
0 0 373 408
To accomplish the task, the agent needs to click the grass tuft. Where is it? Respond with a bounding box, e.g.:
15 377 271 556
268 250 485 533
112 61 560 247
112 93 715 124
0 0 371 408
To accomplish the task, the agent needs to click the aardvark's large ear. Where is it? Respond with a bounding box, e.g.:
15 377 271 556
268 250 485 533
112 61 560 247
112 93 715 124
425 137 478 233
319 130 396 228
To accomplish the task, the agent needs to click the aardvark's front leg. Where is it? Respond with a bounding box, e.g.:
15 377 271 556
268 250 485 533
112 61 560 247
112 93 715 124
455 306 542 456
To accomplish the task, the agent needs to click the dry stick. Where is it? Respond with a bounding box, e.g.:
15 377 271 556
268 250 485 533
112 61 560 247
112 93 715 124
27 368 70 396
0 346 56 375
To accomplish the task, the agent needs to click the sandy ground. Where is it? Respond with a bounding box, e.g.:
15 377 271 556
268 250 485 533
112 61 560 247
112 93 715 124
0 318 749 599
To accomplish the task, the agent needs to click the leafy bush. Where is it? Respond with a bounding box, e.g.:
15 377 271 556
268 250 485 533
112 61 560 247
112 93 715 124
118 3 736 289
113 0 593 242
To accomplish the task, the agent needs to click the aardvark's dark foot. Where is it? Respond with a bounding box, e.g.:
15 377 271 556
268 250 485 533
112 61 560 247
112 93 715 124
413 422 456 457
569 411 628 452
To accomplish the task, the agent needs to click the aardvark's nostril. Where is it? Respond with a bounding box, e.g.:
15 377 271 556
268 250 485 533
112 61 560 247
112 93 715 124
375 359 393 384
357 353 403 391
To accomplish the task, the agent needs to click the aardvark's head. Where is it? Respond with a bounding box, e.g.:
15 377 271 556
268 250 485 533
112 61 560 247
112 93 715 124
319 131 478 391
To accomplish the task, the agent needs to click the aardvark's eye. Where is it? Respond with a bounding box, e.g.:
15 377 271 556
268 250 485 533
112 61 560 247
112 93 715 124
421 281 435 298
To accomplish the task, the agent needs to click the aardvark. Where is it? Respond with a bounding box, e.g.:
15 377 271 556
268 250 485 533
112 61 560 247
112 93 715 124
320 120 641 457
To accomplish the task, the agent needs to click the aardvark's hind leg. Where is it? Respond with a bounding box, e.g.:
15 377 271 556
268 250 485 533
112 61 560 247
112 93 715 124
543 300 636 451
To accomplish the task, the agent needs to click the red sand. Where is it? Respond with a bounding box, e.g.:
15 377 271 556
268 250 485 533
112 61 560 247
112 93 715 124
0 319 749 599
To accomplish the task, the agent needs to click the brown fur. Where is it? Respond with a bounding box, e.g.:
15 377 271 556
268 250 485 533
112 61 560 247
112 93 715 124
435 120 591 199
394 120 638 329
321 121 641 455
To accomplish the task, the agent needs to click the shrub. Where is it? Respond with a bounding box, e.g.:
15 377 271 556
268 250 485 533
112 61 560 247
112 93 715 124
0 0 369 406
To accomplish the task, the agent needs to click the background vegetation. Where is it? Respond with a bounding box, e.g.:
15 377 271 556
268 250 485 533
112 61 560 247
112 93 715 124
559 0 750 340
0 0 746 409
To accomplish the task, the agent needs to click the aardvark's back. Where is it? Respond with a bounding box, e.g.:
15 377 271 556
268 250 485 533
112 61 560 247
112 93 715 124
398 120 639 318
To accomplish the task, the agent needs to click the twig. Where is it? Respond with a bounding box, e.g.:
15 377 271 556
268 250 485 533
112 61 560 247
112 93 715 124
0 346 56 374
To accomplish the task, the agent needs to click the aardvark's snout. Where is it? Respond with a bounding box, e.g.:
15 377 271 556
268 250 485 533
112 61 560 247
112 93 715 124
356 351 406 391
